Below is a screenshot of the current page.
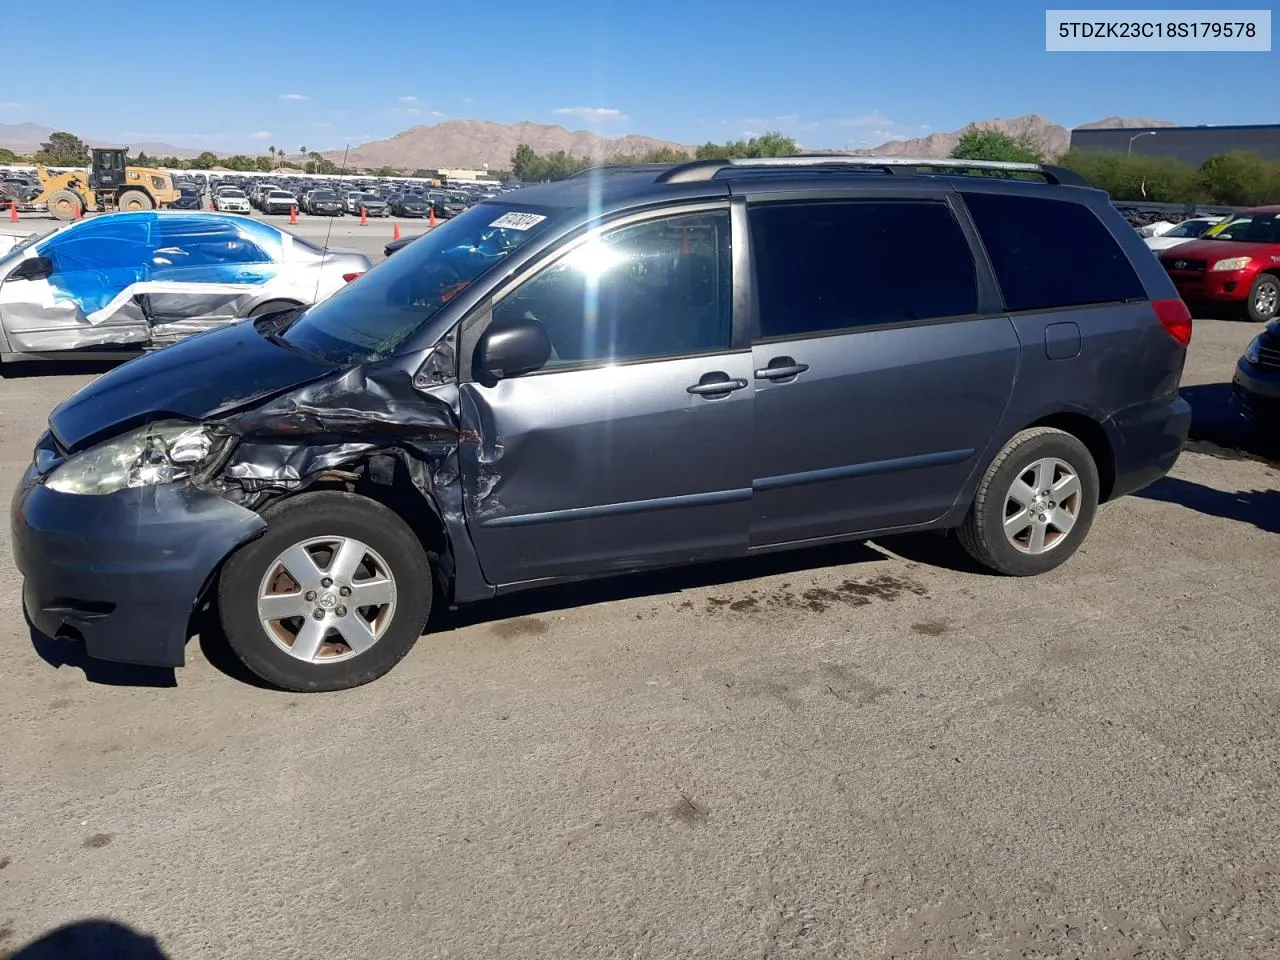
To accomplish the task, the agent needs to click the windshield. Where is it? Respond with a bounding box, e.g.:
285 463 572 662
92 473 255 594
313 191 337 200
1165 219 1215 239
1206 213 1280 244
281 203 558 364
222 189 246 198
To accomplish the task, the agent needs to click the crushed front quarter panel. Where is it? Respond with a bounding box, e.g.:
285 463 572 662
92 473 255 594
218 336 491 601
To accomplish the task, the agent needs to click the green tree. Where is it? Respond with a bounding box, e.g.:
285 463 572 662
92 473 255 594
373 165 398 177
0 147 20 164
1059 149 1203 202
254 155 273 172
411 167 438 179
35 131 89 166
135 150 150 166
950 127 1044 164
189 151 219 170
1198 152 1278 206
694 131 798 160
511 143 540 179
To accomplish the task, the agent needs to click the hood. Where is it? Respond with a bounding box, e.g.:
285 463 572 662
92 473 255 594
49 320 336 453
1161 238 1280 262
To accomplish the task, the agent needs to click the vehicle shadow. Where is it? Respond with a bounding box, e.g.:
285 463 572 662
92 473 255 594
0 356 137 379
433 538 895 632
1137 474 1280 534
28 621 177 688
1180 382 1280 464
2 919 170 960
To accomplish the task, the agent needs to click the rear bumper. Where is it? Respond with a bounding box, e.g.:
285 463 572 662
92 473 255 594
1106 394 1192 500
11 468 266 667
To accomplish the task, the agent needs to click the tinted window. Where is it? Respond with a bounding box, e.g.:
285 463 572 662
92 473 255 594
492 210 732 367
1205 212 1280 244
962 192 1145 312
749 201 977 340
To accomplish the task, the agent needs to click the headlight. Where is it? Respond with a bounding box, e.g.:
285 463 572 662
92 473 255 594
1211 257 1253 272
1244 335 1263 364
45 421 213 496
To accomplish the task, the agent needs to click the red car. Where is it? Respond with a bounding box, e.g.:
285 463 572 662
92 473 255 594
1159 205 1280 323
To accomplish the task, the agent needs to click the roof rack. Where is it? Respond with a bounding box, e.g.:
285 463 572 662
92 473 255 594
655 155 1090 187
567 162 678 179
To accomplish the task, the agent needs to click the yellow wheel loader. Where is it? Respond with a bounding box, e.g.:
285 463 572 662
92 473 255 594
34 145 181 221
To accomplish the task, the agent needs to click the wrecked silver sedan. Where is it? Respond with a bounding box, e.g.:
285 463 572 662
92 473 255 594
0 212 369 362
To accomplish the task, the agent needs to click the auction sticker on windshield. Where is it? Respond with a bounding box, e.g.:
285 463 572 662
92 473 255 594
489 212 547 230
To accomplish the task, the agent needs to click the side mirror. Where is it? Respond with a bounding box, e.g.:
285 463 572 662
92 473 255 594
475 317 551 382
7 256 53 282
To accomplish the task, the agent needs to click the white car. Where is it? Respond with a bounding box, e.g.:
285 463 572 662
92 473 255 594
1143 216 1226 252
214 188 252 214
0 211 370 360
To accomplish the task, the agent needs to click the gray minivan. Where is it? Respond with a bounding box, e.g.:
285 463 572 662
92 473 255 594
12 156 1193 691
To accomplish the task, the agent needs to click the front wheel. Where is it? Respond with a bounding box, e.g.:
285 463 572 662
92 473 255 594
1246 274 1280 323
46 188 82 221
117 189 153 212
218 492 432 691
956 427 1099 577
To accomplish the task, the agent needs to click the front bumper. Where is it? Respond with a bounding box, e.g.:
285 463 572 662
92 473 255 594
1106 394 1192 500
1232 358 1280 426
11 467 266 667
1166 268 1253 304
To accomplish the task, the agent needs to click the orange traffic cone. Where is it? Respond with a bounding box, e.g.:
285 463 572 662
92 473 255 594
209 198 215 211
75 203 83 220
392 221 400 240
428 208 437 228
9 201 17 222
289 205 297 225
360 207 368 226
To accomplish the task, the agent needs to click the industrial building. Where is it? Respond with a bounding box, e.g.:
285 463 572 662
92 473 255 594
1069 123 1280 165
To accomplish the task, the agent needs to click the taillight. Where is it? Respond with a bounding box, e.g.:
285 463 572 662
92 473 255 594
1153 298 1192 347
342 272 364 283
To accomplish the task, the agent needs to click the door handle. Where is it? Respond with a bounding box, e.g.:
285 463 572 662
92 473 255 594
755 358 809 381
687 374 748 396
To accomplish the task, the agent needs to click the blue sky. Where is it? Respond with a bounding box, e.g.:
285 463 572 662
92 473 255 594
2 0 1275 153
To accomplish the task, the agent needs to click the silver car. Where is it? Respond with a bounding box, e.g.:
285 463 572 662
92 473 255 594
0 211 370 360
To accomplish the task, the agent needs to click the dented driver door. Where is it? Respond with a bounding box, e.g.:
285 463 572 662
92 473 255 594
457 207 753 588
0 218 152 354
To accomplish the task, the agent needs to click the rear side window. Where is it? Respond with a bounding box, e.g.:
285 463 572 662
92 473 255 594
961 192 1145 312
749 200 977 339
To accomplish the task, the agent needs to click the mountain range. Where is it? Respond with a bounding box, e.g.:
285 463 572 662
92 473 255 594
1 115 1180 170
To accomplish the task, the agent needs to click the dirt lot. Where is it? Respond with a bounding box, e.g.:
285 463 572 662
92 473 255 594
0 319 1276 960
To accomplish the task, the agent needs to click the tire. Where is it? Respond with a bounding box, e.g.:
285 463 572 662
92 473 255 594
46 188 82 221
956 427 1100 577
218 492 432 692
1246 274 1280 324
247 299 303 318
117 189 153 212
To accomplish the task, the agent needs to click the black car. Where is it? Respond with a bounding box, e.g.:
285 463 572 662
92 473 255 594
12 155 1193 692
306 190 344 217
1233 320 1280 433
169 186 204 210
384 233 422 257
388 193 429 218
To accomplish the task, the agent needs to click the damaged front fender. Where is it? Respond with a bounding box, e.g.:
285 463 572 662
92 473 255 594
211 341 492 603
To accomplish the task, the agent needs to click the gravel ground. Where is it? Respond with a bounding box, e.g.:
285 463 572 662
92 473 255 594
0 318 1276 960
